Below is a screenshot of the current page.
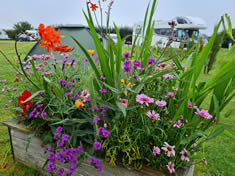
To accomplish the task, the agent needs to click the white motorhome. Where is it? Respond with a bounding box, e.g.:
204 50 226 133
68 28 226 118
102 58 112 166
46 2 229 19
132 16 207 48
0 29 9 39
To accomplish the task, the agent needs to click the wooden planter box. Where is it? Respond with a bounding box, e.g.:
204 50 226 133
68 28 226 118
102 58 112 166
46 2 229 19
3 119 194 176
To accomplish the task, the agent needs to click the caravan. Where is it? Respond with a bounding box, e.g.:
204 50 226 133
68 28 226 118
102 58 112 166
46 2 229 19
133 16 207 48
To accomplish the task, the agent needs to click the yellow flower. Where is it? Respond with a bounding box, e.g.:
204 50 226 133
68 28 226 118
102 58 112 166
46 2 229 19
124 91 128 96
130 59 135 63
120 79 125 86
88 50 95 55
75 100 84 108
127 82 132 87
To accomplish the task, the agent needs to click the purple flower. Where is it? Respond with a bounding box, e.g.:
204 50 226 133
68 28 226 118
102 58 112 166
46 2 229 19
97 165 103 172
56 126 63 133
42 112 47 116
76 89 81 94
101 111 107 117
48 152 55 160
34 112 40 118
57 140 64 147
123 60 132 67
65 92 71 97
73 94 80 99
71 79 76 83
91 106 99 112
57 168 64 176
29 112 34 118
100 76 106 81
126 41 132 45
47 162 55 172
102 129 110 138
67 84 72 89
48 86 53 89
71 58 76 62
98 127 105 135
123 66 132 73
76 146 83 153
37 104 44 108
122 52 130 59
101 105 108 112
99 88 107 94
38 91 43 95
86 97 92 102
93 116 101 123
133 60 141 69
148 58 156 65
61 134 70 142
53 133 60 140
84 58 89 62
94 141 102 150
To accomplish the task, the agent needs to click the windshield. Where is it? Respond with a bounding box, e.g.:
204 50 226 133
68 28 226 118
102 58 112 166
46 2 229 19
177 29 199 40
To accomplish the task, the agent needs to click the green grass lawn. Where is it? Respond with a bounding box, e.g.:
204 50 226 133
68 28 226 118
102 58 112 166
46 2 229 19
0 42 234 176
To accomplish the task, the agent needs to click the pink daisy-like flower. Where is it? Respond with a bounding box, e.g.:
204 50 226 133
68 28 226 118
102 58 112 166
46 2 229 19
156 100 167 107
166 161 175 174
188 101 198 109
167 92 174 98
195 108 213 119
163 74 175 79
173 120 183 128
136 94 154 107
162 142 175 157
81 90 90 98
146 110 160 120
180 148 190 162
152 146 161 155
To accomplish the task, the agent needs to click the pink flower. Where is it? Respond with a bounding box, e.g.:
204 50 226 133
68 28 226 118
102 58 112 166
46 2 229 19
173 120 183 128
172 86 178 91
180 148 190 162
104 123 107 128
166 162 175 174
195 109 213 119
188 101 192 108
156 100 167 107
120 98 128 109
13 88 17 91
167 92 174 98
163 74 174 79
4 104 8 108
162 142 175 157
136 94 154 107
152 146 161 155
201 158 207 166
146 110 160 120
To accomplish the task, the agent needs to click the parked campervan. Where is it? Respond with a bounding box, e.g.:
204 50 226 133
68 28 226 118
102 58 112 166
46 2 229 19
132 16 207 48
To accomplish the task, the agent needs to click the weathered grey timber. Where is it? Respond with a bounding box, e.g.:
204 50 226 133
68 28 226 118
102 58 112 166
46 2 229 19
3 119 194 176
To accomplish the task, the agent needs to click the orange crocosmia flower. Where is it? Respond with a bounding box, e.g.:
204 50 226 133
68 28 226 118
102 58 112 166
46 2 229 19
38 24 63 53
55 45 74 54
88 2 98 11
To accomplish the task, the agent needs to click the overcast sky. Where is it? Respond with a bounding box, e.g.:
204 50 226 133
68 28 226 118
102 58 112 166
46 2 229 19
0 0 235 35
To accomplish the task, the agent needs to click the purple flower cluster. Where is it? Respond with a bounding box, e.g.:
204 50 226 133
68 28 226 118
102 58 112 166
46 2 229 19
98 127 110 138
29 104 47 118
133 60 141 69
148 58 156 65
89 157 103 172
93 116 101 124
101 105 108 117
99 88 107 94
47 126 85 175
123 59 132 73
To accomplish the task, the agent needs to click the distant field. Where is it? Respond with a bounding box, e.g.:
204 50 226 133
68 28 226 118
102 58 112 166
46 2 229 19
0 42 234 175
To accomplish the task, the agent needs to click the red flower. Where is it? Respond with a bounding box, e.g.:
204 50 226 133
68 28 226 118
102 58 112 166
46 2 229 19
18 90 33 115
55 45 74 54
88 2 98 11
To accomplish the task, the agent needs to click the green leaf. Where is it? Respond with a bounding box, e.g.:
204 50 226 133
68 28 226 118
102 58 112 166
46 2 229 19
116 101 126 117
224 130 235 139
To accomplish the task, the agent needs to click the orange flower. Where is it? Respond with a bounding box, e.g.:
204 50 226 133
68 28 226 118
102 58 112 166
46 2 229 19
88 2 98 11
38 24 73 53
55 45 74 54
